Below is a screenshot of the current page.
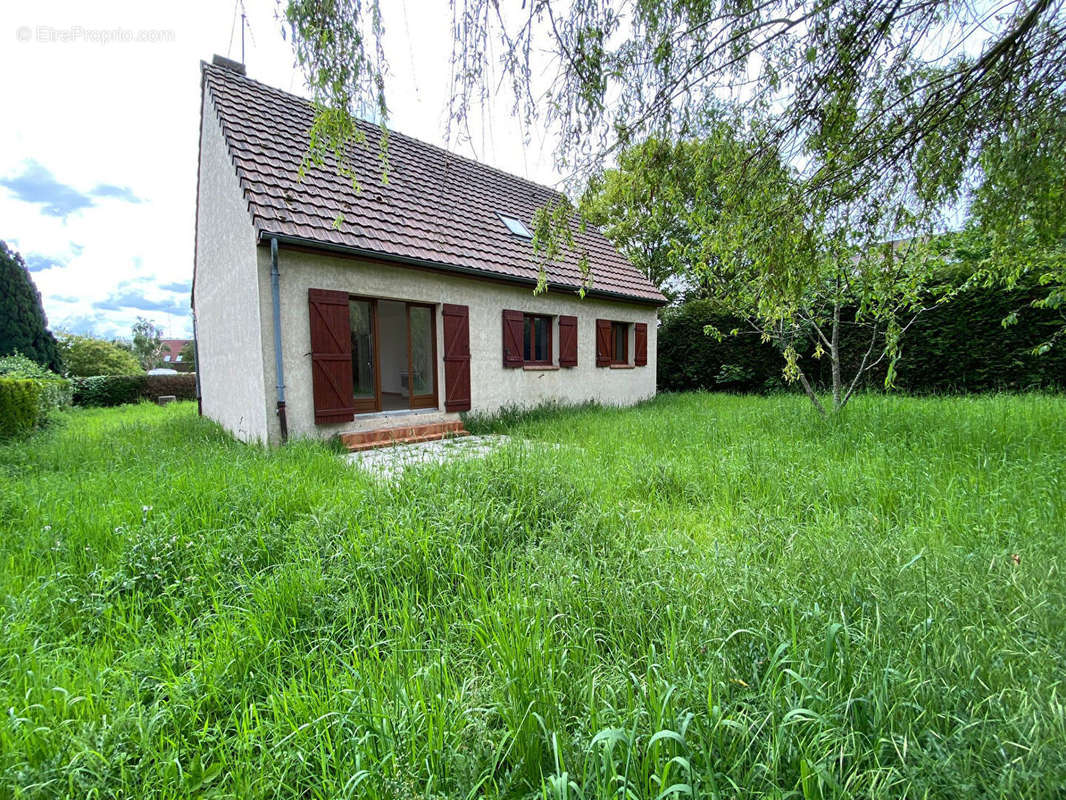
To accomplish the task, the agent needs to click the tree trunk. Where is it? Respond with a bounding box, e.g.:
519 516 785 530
797 368 827 416
830 301 842 411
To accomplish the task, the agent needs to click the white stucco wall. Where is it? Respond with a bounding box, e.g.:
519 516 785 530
193 90 269 443
256 246 658 445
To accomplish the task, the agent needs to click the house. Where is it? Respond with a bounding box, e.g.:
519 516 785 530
158 339 191 365
192 55 666 446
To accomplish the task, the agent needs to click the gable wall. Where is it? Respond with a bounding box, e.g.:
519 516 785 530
257 246 658 445
193 90 270 443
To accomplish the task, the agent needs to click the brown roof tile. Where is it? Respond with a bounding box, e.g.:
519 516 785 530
201 62 666 304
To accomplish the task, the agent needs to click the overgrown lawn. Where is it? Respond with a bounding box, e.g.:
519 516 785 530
1 394 1064 798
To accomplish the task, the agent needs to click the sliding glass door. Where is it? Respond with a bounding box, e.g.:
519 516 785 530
349 299 379 413
349 297 437 413
407 304 437 409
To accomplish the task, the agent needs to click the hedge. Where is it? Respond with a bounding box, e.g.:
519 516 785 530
0 353 73 422
0 379 43 439
71 373 197 407
144 373 197 401
656 301 783 393
658 285 1066 395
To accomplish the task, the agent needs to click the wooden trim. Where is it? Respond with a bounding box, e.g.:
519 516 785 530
558 315 577 367
442 303 471 412
609 364 635 370
634 322 648 366
523 364 560 371
502 309 524 367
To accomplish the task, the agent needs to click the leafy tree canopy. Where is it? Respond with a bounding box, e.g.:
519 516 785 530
57 333 143 377
281 0 1066 398
0 240 62 372
130 317 164 371
284 0 1064 237
586 124 961 413
178 340 195 366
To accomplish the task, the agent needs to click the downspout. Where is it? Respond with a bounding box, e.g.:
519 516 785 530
270 237 288 443
192 309 203 416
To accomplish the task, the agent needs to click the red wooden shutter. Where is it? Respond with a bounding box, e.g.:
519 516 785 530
308 288 356 424
443 304 471 411
634 322 648 366
559 315 578 367
502 309 524 367
595 319 611 367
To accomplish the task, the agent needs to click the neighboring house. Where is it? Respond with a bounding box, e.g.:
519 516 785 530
158 339 191 364
193 55 666 446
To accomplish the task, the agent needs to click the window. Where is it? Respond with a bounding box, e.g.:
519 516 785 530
163 355 171 362
611 321 628 365
523 314 553 364
498 213 533 238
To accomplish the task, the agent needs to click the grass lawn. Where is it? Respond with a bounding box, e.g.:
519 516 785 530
1 393 1064 799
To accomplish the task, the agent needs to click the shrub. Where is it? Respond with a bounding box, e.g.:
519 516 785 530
894 284 1066 392
657 284 1066 395
0 352 73 421
57 333 143 377
69 373 197 407
72 375 148 407
656 301 783 393
0 379 43 438
144 373 196 401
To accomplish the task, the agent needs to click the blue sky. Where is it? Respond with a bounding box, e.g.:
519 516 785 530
1 0 559 340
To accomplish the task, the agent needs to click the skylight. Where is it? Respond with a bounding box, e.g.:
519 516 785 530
498 213 533 238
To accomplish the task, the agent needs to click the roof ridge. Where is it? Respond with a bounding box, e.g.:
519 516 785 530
201 61 570 207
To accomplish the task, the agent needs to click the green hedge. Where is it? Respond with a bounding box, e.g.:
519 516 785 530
0 379 43 438
144 373 197 401
72 375 148 407
894 286 1066 392
71 373 197 407
657 301 783 393
658 285 1066 395
0 353 73 422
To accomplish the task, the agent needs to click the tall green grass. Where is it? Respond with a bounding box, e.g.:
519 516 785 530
0 394 1064 798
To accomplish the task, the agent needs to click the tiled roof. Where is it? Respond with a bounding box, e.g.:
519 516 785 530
201 61 666 304
159 339 190 360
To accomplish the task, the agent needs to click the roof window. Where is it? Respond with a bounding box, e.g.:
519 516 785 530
498 213 533 238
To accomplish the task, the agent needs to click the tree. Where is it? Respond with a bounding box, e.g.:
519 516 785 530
582 138 708 300
178 340 195 367
585 126 955 413
56 334 143 377
280 2 1065 347
966 101 1066 352
0 240 63 372
130 317 164 371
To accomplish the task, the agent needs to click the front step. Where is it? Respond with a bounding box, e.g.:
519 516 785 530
340 420 469 452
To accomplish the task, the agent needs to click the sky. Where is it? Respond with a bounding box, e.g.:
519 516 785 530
0 0 562 340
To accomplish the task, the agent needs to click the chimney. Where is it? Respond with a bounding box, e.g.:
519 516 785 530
211 54 246 75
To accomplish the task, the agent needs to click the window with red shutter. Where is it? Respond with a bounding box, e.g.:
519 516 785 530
558 315 577 367
443 304 471 411
308 288 356 424
635 322 648 366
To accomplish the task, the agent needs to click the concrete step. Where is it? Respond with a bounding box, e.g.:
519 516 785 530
341 420 469 452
